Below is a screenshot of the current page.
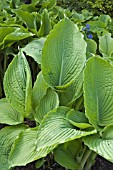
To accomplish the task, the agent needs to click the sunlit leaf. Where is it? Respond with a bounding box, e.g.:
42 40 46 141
42 18 86 89
0 98 23 125
83 125 113 163
35 88 59 123
21 38 46 64
4 51 32 116
32 71 48 109
0 125 26 170
84 56 113 130
9 107 96 167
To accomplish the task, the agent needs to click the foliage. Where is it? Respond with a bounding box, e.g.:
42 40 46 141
57 0 113 16
1 0 113 170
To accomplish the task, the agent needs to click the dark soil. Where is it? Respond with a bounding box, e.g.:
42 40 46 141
13 155 113 170
91 155 113 170
12 155 113 170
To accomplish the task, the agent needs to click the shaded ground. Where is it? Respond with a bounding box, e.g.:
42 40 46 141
91 155 113 170
13 155 113 170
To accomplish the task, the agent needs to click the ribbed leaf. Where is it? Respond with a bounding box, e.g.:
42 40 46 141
0 27 33 49
66 109 92 129
9 107 96 167
42 18 86 88
32 71 48 109
21 38 46 64
36 107 96 149
0 98 23 125
35 88 59 123
99 33 113 58
9 127 55 167
4 51 32 116
83 126 113 163
59 71 83 106
0 125 26 170
54 140 83 169
84 57 113 129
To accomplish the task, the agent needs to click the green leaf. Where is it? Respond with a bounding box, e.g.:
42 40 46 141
86 39 97 59
99 33 113 58
47 0 56 9
0 98 23 125
35 158 44 169
54 140 83 169
12 9 37 30
41 0 56 9
9 107 96 167
32 71 48 109
38 9 52 37
72 12 85 23
99 15 111 26
66 109 92 129
42 18 86 88
21 38 46 64
9 127 40 167
0 125 26 170
83 125 113 163
35 88 59 123
36 107 96 148
89 20 106 34
4 51 32 117
0 27 16 44
0 27 33 49
84 56 113 129
101 125 113 140
59 71 83 106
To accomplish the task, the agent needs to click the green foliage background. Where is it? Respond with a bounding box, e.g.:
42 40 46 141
57 0 113 16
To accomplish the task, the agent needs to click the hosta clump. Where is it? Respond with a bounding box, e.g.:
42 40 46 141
1 17 113 170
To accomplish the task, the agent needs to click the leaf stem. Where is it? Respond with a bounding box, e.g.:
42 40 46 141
84 152 97 170
78 147 92 170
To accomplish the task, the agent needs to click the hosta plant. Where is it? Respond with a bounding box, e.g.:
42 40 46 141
1 17 113 170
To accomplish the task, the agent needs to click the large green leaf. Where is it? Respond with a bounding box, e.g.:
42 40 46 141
9 127 54 167
83 125 113 163
21 38 46 64
84 56 113 129
99 33 113 58
9 107 96 167
36 107 96 148
0 125 26 170
32 71 48 109
42 18 86 88
0 98 23 125
4 51 32 116
35 88 59 123
54 140 83 170
0 27 33 49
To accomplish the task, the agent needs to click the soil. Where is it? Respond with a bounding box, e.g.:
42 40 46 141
13 156 113 170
